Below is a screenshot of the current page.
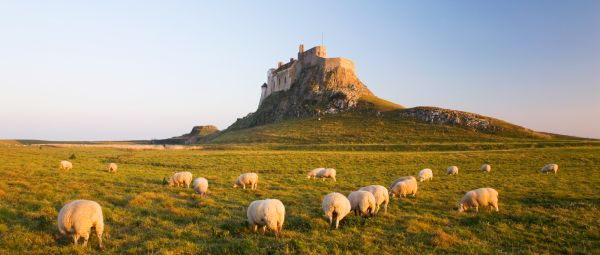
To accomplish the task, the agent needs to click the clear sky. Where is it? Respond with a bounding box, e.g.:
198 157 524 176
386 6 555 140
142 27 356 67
1 1 599 140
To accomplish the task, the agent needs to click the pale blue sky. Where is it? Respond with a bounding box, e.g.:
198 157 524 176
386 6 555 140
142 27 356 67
1 1 599 140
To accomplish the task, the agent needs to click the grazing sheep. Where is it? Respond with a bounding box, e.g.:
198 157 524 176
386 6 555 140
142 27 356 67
192 177 208 195
348 191 377 217
307 168 325 179
457 188 499 213
59 160 73 170
234 172 259 190
107 163 118 173
316 168 336 182
390 179 418 198
481 164 491 173
322 192 351 229
541 164 558 174
358 185 389 214
247 199 285 236
418 168 433 182
57 200 104 250
389 176 416 192
163 172 193 188
447 166 459 175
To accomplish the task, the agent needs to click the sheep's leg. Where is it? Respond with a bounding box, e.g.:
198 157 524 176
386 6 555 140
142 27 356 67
81 232 90 247
474 206 479 213
72 234 80 245
335 218 340 229
493 202 499 212
242 184 246 190
332 177 336 182
261 225 266 234
328 216 333 227
97 231 104 250
384 202 388 214
252 224 257 232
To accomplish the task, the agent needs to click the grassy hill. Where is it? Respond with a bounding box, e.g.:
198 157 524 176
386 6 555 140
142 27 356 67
209 112 581 146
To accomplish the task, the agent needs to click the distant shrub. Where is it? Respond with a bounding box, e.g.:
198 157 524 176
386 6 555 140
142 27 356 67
68 153 76 160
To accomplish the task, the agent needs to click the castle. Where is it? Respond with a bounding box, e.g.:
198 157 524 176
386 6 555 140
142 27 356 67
259 44 356 105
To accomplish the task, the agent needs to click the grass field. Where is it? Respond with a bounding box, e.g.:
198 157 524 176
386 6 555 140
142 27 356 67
0 144 599 254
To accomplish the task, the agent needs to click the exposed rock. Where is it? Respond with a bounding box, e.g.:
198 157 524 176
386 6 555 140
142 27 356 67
152 125 219 144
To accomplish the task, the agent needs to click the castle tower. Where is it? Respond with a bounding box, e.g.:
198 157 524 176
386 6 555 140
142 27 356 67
298 44 304 59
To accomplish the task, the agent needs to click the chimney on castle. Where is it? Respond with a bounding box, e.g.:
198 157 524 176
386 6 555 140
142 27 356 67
277 61 283 68
299 44 304 53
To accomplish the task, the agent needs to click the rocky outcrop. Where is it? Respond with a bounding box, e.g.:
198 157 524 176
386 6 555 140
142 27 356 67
228 63 374 130
152 125 219 144
387 106 546 137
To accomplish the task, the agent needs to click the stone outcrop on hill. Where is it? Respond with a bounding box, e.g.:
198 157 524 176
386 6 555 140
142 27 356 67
152 125 219 144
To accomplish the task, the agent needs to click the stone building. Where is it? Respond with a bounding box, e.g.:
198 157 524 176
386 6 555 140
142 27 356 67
259 44 355 105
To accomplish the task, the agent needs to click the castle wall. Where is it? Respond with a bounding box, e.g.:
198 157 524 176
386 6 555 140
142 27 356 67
324 58 355 72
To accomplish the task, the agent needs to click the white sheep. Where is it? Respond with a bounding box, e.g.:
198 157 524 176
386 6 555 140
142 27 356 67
358 185 389 214
192 177 208 196
348 191 377 217
107 163 117 173
481 164 491 173
57 200 104 249
390 179 418 198
316 168 336 182
234 172 259 190
246 199 285 236
307 168 325 179
447 166 459 175
59 160 73 170
457 188 499 213
389 176 416 192
163 171 193 188
418 168 433 182
322 192 351 229
541 164 558 174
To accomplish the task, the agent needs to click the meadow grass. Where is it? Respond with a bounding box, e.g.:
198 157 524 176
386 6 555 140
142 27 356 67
0 145 598 254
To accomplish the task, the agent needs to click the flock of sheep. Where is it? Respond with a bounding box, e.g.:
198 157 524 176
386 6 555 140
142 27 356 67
55 160 559 250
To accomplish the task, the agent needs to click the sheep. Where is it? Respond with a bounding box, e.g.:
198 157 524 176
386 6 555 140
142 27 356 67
233 172 258 190
389 176 416 192
192 177 208 196
390 179 418 198
307 168 325 179
322 192 351 229
541 164 558 174
418 168 433 182
107 163 117 173
57 200 104 250
358 185 389 214
481 164 491 173
316 168 336 182
163 171 193 188
348 191 377 217
457 188 499 213
246 199 285 236
59 160 73 170
447 166 459 175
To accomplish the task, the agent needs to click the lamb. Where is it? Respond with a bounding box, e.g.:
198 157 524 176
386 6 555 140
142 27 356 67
57 200 104 250
481 164 491 173
163 171 193 188
389 176 416 192
192 177 208 196
107 163 118 173
447 166 459 175
316 168 336 182
457 188 499 213
322 192 351 229
390 179 418 198
358 185 389 214
418 168 433 182
246 199 285 236
307 168 325 179
541 164 558 174
233 172 259 190
347 191 377 217
59 160 73 170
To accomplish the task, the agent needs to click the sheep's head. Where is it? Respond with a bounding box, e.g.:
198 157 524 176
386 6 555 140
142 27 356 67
457 203 466 212
162 177 168 185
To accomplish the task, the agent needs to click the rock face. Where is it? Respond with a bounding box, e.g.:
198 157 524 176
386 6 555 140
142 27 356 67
229 58 374 130
153 125 219 144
